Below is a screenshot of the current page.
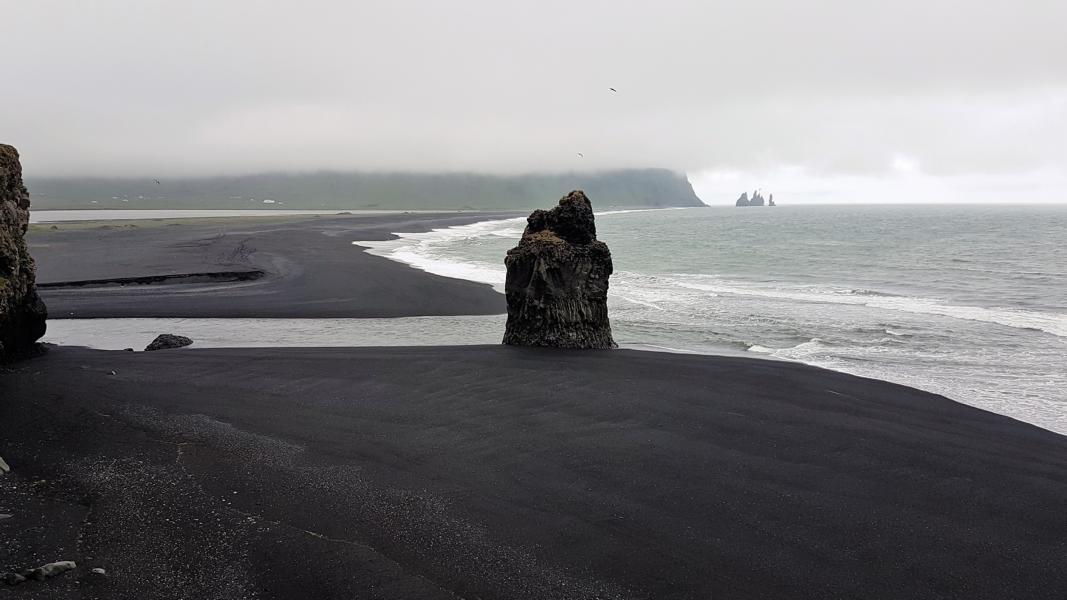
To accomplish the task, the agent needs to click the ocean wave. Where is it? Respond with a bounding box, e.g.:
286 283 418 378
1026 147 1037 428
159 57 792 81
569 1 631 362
616 295 666 311
352 209 687 291
671 276 1067 338
354 216 519 291
846 288 900 297
354 213 1067 343
598 207 698 216
626 343 703 354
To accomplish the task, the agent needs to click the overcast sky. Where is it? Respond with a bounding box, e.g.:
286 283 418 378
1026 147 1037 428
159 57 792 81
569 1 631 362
4 1 1066 203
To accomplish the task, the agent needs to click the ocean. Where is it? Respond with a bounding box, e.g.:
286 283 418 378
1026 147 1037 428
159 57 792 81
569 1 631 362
359 204 1067 434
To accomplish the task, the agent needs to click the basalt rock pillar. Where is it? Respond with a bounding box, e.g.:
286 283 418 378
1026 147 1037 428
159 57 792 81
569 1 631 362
503 190 616 349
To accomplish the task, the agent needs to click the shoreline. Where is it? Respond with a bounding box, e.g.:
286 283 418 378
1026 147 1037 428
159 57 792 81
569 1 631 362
355 207 703 292
25 208 1067 433
39 316 770 364
345 210 1067 436
40 313 1066 436
27 208 475 223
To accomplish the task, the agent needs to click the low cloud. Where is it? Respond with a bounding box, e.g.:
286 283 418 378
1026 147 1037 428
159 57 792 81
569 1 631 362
4 0 1065 197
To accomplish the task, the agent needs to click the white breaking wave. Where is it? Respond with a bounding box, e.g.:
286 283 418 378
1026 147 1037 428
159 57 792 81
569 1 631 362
353 209 687 293
355 215 1066 338
673 277 1067 338
355 216 520 290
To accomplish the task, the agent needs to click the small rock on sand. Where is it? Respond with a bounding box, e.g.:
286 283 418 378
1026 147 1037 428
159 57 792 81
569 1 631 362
0 456 10 473
28 561 77 581
90 567 106 575
5 561 77 584
144 334 193 352
4 573 26 585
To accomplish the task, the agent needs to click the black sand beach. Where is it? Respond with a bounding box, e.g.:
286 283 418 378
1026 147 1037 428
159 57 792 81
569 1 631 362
28 212 510 318
6 210 1066 599
3 345 1066 599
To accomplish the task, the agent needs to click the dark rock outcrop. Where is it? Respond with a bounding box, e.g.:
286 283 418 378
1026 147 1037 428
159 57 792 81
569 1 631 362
0 144 47 359
503 190 616 349
145 334 193 352
736 189 770 207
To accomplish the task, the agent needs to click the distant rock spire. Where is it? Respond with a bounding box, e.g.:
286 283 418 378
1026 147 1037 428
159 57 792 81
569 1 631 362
736 189 771 207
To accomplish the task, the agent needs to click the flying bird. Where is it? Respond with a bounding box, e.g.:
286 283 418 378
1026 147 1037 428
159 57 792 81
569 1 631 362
609 87 617 93
577 152 584 158
153 179 161 185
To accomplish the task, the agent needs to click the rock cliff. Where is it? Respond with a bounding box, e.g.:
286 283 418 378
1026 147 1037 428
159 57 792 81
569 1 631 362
503 190 616 349
0 144 47 358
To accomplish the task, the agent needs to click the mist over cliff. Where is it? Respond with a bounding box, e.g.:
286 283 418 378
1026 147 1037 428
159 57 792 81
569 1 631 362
27 169 704 211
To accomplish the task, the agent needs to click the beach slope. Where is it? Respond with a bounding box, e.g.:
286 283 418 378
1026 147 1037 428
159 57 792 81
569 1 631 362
2 345 1065 599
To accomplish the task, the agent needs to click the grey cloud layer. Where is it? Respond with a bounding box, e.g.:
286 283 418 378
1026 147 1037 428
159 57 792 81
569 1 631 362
4 0 1065 177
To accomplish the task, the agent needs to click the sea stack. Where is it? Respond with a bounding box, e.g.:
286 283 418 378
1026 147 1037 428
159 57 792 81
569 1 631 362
503 190 616 349
0 144 47 359
736 189 768 207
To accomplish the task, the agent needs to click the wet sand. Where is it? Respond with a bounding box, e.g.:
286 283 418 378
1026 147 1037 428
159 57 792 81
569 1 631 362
2 345 1065 599
28 212 511 318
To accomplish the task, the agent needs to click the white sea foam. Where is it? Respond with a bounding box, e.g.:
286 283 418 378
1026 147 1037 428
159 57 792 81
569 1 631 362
353 209 683 293
355 216 521 291
673 276 1067 338
354 213 1066 341
626 343 705 355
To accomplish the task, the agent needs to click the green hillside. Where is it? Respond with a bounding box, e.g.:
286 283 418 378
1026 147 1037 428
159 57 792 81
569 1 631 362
26 169 704 211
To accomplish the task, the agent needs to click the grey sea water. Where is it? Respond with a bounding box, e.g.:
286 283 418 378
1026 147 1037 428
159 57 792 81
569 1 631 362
360 204 1067 434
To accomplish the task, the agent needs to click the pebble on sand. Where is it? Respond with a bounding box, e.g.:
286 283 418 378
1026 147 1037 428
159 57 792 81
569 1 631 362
28 561 77 581
3 561 76 586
